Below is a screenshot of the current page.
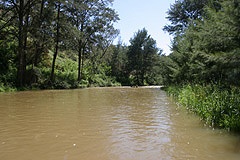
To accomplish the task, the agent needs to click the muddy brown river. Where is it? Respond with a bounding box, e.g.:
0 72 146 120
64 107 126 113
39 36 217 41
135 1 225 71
0 87 239 160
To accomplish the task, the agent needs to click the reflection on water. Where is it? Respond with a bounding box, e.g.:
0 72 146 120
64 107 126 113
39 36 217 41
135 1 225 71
0 88 239 160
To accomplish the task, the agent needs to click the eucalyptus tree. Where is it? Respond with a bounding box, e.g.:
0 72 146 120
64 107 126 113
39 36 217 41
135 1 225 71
0 0 42 86
109 42 128 83
31 0 55 67
88 26 119 75
50 0 61 83
65 0 119 81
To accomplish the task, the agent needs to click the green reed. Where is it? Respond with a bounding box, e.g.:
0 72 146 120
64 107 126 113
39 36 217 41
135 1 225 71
165 83 240 132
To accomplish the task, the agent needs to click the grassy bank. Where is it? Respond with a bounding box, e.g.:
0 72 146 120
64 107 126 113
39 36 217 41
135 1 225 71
164 83 240 132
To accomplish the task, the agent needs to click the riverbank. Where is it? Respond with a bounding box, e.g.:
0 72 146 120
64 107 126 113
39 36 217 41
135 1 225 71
0 82 121 92
0 83 163 93
163 83 240 132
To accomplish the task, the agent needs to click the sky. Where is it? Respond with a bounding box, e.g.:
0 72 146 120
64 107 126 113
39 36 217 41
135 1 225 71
112 0 175 55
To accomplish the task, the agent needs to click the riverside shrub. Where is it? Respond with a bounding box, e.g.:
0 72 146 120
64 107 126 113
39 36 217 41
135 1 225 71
165 84 240 132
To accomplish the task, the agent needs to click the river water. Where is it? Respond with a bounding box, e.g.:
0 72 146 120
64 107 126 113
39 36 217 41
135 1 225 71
0 87 239 160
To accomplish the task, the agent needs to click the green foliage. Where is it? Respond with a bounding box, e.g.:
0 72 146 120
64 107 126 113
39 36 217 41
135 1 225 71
0 0 122 90
85 61 121 87
164 0 209 34
0 19 18 86
163 0 240 132
0 83 17 92
165 83 240 132
162 0 240 86
164 0 222 35
0 40 16 75
108 42 130 85
127 28 159 86
87 74 121 87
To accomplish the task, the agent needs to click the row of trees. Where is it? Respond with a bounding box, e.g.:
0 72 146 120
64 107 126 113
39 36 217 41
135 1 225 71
1 0 162 89
3 0 238 89
160 0 240 86
0 0 119 87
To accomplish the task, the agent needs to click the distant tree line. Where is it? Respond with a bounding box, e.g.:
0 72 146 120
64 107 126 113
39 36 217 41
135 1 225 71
110 28 162 86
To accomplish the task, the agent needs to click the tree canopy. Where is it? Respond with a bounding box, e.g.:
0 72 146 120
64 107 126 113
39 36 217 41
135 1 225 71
127 28 159 86
0 0 120 88
161 0 240 86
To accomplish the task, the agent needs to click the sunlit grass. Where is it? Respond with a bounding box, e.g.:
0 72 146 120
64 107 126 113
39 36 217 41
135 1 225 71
164 83 240 132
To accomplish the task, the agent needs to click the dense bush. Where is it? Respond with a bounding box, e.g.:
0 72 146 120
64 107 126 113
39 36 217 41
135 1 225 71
0 49 122 92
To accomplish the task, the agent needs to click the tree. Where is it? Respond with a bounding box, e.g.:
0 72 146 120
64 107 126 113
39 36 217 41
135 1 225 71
50 0 61 83
0 0 121 89
0 0 32 86
163 0 221 35
162 0 240 86
0 0 55 86
163 0 207 35
65 0 119 82
194 0 240 84
109 41 128 84
127 28 158 85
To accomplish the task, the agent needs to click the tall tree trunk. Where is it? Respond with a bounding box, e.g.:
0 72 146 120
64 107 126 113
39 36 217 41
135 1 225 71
78 43 82 81
34 0 45 66
50 2 60 83
78 23 84 82
17 0 25 87
137 75 140 86
80 45 86 80
23 8 30 84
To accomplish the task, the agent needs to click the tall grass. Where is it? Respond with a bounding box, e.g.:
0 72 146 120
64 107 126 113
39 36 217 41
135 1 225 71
165 83 240 132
